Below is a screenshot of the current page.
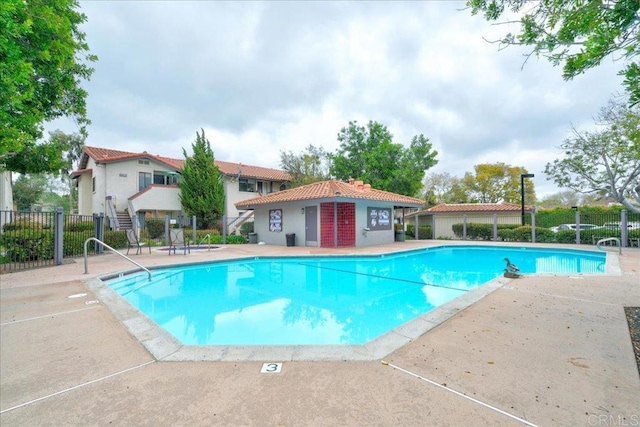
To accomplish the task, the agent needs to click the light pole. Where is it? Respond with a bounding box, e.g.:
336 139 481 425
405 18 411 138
520 173 534 226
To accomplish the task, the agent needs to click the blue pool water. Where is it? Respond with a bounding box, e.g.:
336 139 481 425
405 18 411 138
106 246 606 346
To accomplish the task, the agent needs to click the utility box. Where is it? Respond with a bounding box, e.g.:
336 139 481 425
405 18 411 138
286 233 296 247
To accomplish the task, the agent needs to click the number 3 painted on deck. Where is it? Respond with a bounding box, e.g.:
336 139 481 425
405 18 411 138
260 362 282 373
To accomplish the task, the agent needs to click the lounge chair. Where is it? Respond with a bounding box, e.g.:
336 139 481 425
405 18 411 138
126 229 150 255
168 228 190 255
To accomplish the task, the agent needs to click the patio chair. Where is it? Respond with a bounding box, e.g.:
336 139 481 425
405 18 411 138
126 229 150 255
168 228 190 255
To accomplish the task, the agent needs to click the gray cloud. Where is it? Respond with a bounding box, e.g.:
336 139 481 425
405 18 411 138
49 0 625 197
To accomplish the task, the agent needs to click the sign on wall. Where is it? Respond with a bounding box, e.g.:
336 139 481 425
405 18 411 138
367 207 392 230
269 209 282 232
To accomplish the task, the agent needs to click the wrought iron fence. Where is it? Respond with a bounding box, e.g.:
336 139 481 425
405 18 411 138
0 210 108 273
0 210 57 272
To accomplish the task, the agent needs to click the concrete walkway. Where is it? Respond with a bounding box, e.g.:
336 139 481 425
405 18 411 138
1 241 638 426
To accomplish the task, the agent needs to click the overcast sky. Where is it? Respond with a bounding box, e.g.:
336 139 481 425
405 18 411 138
53 1 625 198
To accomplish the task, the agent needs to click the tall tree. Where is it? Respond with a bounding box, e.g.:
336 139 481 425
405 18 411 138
280 144 331 187
1 0 96 172
12 174 47 211
47 130 84 209
460 163 536 204
422 172 467 205
537 190 607 209
544 97 640 213
329 121 438 196
467 0 640 106
179 129 225 229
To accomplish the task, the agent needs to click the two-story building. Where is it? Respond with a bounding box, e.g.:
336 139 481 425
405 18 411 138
71 146 291 232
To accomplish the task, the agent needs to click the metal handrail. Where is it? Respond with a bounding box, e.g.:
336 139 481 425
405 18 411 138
596 237 622 255
83 237 152 281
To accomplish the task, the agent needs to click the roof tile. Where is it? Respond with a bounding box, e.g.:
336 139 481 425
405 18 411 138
235 180 424 208
75 146 290 181
407 202 531 217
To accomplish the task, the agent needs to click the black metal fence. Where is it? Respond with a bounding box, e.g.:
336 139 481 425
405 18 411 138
2 207 638 273
0 209 106 273
1 210 253 273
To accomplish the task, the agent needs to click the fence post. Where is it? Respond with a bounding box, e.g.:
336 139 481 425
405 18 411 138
432 214 437 240
493 214 498 241
222 214 227 244
192 215 197 244
531 206 536 243
462 214 467 241
575 209 581 245
54 207 64 265
165 216 170 245
621 209 629 247
93 213 104 253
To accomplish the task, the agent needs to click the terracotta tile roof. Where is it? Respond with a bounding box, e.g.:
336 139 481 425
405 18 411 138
406 202 531 217
70 168 92 178
75 146 290 181
215 160 290 181
79 146 183 170
235 180 424 209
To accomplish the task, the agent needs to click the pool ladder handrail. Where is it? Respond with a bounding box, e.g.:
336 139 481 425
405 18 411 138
595 237 622 255
197 233 212 250
83 237 152 281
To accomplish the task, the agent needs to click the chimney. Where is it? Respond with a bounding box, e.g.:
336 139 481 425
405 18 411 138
363 184 371 191
348 178 355 185
355 180 364 189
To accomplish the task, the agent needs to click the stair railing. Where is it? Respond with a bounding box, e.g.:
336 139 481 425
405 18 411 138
127 199 139 235
106 196 120 230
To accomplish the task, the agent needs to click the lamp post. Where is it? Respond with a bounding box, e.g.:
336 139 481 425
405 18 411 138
520 173 535 226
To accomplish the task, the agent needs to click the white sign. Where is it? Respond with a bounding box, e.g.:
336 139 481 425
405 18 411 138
260 362 282 374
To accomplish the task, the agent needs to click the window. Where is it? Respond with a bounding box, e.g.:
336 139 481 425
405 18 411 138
92 177 95 192
153 172 179 185
138 160 150 165
139 172 152 191
239 178 256 192
257 181 273 194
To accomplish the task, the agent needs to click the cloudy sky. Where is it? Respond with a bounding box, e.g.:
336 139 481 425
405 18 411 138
53 1 625 198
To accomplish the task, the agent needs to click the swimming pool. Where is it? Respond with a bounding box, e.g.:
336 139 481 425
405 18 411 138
105 246 606 347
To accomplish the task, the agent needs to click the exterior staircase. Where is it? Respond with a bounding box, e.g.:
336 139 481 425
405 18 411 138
116 211 133 231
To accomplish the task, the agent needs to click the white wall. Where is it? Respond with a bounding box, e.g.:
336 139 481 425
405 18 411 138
434 213 521 239
0 171 13 211
356 203 395 246
0 171 13 232
225 178 287 219
131 186 181 211
252 202 307 246
80 157 181 215
77 173 93 215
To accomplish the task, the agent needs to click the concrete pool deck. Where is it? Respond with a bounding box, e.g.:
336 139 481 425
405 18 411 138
1 241 639 425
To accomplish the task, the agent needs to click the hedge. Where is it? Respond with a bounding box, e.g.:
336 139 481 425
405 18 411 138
406 224 433 239
0 230 55 262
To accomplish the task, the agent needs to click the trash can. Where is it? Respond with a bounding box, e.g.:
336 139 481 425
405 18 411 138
286 233 296 247
248 232 258 244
